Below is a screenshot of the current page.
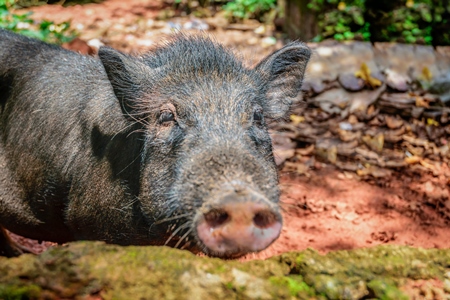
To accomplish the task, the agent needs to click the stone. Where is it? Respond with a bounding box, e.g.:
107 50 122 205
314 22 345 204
306 41 378 85
338 72 365 91
385 69 410 92
374 43 441 82
349 84 386 114
429 73 450 104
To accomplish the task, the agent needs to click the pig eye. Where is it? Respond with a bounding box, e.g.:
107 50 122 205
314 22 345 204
253 109 263 124
159 111 175 125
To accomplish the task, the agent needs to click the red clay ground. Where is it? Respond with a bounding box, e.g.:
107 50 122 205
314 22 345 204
251 166 450 260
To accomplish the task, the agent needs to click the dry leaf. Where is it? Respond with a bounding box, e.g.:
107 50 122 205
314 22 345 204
405 144 424 156
427 118 439 127
362 133 384 153
405 156 421 164
338 129 361 142
415 96 429 108
296 144 315 156
357 166 392 178
290 114 305 125
385 116 403 129
419 159 436 170
274 149 295 166
421 66 433 81
348 115 358 124
354 63 382 88
355 147 380 160
316 146 337 164
402 135 429 148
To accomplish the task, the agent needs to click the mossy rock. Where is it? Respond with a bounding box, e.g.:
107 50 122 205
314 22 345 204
0 242 449 299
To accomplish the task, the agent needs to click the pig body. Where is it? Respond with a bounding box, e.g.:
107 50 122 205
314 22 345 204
0 29 310 258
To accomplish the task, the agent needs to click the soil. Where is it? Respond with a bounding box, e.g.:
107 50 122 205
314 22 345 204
7 0 450 260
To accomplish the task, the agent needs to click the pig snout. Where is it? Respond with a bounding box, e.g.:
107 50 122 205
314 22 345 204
195 188 282 257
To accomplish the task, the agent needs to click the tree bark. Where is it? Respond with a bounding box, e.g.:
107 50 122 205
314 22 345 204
284 0 318 41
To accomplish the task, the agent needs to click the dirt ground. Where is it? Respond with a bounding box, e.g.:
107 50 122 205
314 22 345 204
253 166 450 260
8 0 450 260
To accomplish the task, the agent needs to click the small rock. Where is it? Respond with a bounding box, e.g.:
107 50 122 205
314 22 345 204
302 79 326 94
136 39 154 47
338 73 365 91
313 88 352 112
231 269 271 300
261 36 277 48
385 69 410 92
254 25 266 35
429 74 450 104
168 21 182 30
246 38 259 46
339 122 353 131
183 19 209 31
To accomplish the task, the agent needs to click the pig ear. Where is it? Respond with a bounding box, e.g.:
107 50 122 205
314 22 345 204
98 46 151 118
255 42 311 120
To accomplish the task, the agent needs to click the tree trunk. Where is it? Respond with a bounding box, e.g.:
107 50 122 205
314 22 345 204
284 0 318 41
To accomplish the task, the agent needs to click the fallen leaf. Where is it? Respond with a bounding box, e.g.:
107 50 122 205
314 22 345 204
355 147 380 160
362 133 384 153
338 129 361 142
427 118 439 127
348 115 358 124
419 159 436 170
385 115 404 129
405 144 425 156
316 146 337 164
357 166 392 178
405 156 421 164
354 63 382 88
337 140 359 155
421 66 433 81
403 135 429 148
296 144 315 156
290 114 305 125
415 96 429 108
273 149 295 166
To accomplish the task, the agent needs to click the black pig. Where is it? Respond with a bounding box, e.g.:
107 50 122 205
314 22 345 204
0 29 310 258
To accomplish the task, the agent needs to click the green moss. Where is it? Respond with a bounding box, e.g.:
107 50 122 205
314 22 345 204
0 284 41 300
0 243 449 299
269 275 314 297
367 279 409 300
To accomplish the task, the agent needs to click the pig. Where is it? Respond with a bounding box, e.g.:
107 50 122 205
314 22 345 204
0 29 310 258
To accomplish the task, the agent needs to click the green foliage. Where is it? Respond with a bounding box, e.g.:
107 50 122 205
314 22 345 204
309 0 450 45
309 0 370 42
223 0 275 21
0 0 76 44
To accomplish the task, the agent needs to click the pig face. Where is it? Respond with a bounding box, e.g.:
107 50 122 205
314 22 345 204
99 35 311 258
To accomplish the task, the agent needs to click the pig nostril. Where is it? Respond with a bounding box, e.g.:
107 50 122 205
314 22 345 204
253 211 276 228
204 209 230 228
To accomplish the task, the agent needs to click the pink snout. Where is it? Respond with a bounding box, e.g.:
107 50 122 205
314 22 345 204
196 193 282 257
